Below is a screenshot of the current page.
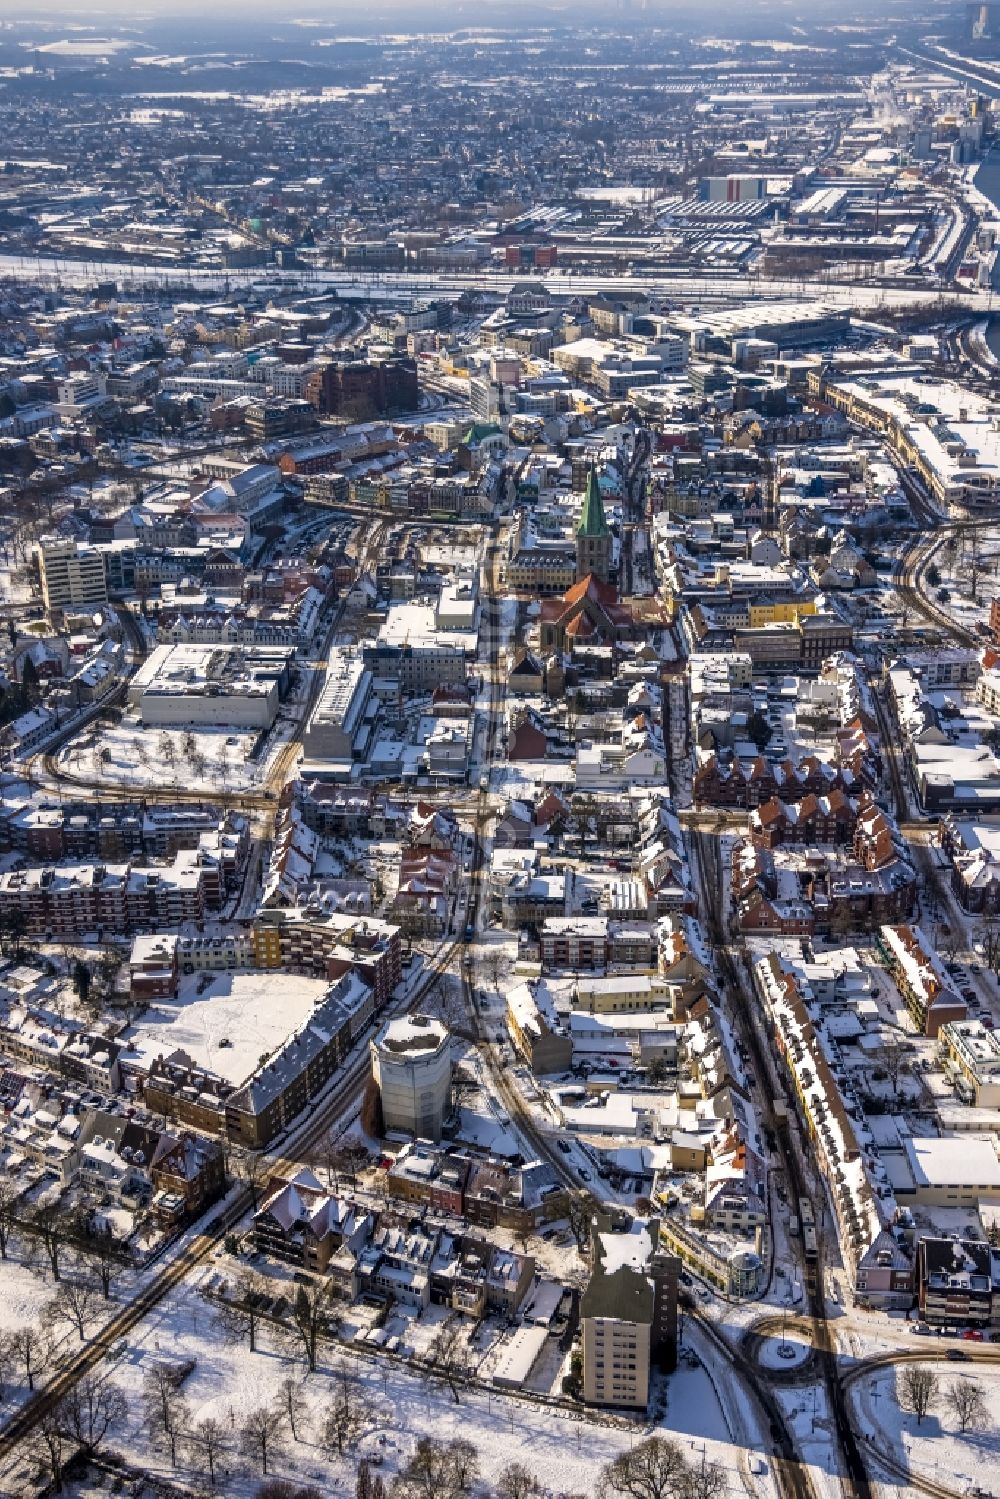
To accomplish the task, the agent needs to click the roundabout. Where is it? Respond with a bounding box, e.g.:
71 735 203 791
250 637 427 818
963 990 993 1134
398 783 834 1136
744 1315 821 1383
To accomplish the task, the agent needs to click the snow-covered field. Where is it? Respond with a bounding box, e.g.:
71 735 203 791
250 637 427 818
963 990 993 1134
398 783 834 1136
0 1254 55 1337
853 1363 1000 1493
58 719 262 793
42 1260 771 1499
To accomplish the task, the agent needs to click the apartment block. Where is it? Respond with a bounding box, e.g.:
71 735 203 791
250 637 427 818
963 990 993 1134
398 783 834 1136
38 536 108 611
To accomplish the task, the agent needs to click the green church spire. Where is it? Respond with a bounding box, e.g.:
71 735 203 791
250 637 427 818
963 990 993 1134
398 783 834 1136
577 466 609 538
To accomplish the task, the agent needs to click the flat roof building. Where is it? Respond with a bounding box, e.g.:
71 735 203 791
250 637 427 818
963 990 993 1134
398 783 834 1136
37 536 108 612
939 1020 1000 1107
301 649 374 765
130 642 293 728
580 1211 678 1410
900 1136 1000 1208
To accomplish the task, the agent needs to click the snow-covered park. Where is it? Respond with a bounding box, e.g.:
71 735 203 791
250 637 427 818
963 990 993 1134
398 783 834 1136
852 1361 1000 1495
33 1259 772 1499
57 718 262 794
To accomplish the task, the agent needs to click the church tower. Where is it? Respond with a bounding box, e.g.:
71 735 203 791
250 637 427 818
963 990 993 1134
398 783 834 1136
576 467 611 583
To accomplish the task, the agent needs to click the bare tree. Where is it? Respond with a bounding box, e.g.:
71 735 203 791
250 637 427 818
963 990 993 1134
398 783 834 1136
566 1194 592 1252
0 1331 13 1406
61 1370 128 1456
947 1377 989 1434
75 1226 130 1301
358 1462 390 1499
321 1361 375 1457
427 1314 469 1405
94 943 126 1005
215 1268 269 1354
189 1415 226 1488
876 1033 908 1101
598 1437 690 1499
967 531 981 604
10 1325 48 1392
232 1147 267 1209
287 1280 339 1373
46 1275 99 1340
159 731 178 784
33 1373 126 1492
899 1365 939 1426
683 1453 729 1499
35 1408 69 1494
394 1436 481 1499
142 1364 189 1467
983 918 1000 977
447 1440 480 1495
496 1464 540 1499
480 945 506 998
280 1373 308 1442
307 1129 367 1192
240 1403 284 1476
30 1199 66 1281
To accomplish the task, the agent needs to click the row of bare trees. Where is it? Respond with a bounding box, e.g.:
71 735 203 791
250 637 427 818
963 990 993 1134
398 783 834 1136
0 1180 132 1293
898 1364 991 1433
141 1359 382 1483
372 1434 728 1499
214 1269 480 1406
0 1270 136 1408
253 1437 591 1499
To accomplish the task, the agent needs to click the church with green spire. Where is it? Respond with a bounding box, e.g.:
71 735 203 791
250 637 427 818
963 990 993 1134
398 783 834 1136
576 466 612 583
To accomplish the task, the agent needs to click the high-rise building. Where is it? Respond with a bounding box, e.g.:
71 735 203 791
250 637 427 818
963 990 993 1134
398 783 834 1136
580 1211 678 1409
38 537 108 612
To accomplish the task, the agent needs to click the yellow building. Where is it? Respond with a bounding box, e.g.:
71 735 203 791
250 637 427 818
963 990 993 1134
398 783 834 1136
575 975 670 1014
747 599 817 628
252 923 283 969
939 1020 1000 1107
582 1312 651 1409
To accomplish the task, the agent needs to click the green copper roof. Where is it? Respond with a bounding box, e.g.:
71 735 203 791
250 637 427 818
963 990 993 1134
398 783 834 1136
577 467 609 538
462 422 501 445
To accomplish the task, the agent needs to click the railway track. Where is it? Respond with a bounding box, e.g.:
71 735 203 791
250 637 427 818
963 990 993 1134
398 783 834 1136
691 827 869 1499
0 931 456 1466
